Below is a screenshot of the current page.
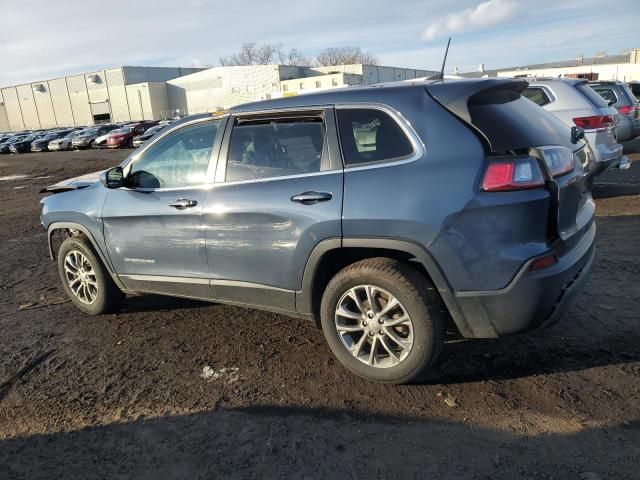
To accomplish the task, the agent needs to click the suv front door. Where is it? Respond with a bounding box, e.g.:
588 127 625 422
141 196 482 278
203 108 343 311
102 116 226 298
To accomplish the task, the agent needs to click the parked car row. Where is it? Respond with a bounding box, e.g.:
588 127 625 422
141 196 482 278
521 78 638 175
0 120 175 155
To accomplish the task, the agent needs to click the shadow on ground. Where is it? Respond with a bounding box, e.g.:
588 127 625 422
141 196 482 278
1 406 638 479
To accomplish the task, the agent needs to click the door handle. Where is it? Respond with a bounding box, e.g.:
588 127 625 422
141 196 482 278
169 198 198 209
291 191 333 205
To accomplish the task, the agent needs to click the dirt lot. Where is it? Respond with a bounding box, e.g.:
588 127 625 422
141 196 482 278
0 147 639 479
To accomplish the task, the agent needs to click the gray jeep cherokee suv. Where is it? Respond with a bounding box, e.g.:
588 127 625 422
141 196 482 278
41 79 596 383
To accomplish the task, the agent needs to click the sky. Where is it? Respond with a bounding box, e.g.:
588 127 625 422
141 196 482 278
1 0 639 87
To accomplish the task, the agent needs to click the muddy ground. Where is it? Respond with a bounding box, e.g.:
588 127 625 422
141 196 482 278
0 147 638 479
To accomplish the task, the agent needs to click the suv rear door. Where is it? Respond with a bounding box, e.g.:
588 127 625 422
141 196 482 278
203 107 343 311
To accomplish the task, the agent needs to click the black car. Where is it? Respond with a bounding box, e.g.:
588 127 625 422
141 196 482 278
31 130 75 152
10 134 41 154
0 135 30 154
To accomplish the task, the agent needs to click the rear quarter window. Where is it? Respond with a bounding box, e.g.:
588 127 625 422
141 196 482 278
579 84 612 108
522 87 552 106
336 108 414 166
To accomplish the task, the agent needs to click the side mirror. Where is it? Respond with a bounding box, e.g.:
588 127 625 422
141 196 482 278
571 126 585 144
100 166 124 189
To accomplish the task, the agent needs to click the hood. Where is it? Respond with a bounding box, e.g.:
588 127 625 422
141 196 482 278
40 170 104 194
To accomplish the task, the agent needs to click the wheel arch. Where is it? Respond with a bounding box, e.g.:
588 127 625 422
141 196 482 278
296 238 473 336
47 222 125 290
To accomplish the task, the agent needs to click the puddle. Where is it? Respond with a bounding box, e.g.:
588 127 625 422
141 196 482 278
0 174 28 181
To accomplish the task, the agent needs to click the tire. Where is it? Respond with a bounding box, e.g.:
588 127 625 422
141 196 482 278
57 236 125 315
320 258 443 384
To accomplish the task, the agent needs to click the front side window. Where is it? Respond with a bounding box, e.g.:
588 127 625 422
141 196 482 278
128 120 220 189
337 108 414 166
523 87 552 106
225 117 325 182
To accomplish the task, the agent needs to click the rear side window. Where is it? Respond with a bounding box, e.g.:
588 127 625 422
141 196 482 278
576 84 609 108
592 87 617 105
523 87 552 106
226 117 325 182
337 108 413 166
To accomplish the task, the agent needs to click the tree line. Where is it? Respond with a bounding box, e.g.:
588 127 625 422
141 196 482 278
218 43 379 67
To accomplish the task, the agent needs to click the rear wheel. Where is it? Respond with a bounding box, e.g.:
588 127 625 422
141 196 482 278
57 236 125 315
320 258 443 384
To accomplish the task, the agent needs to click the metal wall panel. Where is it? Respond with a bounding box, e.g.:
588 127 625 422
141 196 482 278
16 85 40 129
104 68 131 123
125 83 169 120
85 71 110 103
32 83 57 128
0 90 8 132
1 88 24 131
0 88 9 132
66 75 92 126
48 78 75 127
167 65 282 113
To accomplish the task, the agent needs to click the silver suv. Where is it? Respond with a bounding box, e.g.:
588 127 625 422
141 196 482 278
523 78 628 175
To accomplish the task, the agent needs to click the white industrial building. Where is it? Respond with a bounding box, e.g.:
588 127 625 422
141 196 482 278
462 48 640 81
0 66 203 132
166 64 439 113
1 63 438 132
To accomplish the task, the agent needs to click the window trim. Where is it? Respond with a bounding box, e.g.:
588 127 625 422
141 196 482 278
121 115 228 192
215 106 340 185
335 103 425 170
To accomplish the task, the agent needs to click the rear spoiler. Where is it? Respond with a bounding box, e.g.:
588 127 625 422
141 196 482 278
425 78 575 153
425 78 529 125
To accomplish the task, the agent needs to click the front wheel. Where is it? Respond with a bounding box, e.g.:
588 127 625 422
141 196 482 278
57 236 125 315
320 258 443 384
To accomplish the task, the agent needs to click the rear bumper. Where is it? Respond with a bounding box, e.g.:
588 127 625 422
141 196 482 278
451 221 596 338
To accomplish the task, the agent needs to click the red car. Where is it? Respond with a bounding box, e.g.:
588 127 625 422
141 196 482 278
107 122 158 148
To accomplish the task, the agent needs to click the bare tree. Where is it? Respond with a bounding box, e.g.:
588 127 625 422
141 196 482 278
220 43 378 67
219 43 310 66
315 46 379 66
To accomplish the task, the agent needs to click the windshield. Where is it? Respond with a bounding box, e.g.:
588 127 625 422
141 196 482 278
145 126 163 135
80 129 98 136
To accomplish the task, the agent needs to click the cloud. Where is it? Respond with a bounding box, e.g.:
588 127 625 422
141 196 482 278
422 0 519 41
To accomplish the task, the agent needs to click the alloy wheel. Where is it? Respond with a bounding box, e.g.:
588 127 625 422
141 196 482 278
63 250 99 304
335 285 414 368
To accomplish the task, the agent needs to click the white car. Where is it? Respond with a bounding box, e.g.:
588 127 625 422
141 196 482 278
93 131 116 148
48 130 81 151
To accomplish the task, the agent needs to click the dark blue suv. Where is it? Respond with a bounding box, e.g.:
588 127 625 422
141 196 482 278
41 78 596 383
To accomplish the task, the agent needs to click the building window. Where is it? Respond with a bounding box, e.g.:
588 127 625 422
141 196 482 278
282 85 288 92
299 82 305 90
315 80 322 88
332 79 339 87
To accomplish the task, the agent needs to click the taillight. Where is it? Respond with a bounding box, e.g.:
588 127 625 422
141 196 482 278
617 105 636 117
534 146 575 177
481 156 545 192
573 115 613 130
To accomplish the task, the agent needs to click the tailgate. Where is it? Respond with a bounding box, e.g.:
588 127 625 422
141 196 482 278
427 79 593 244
